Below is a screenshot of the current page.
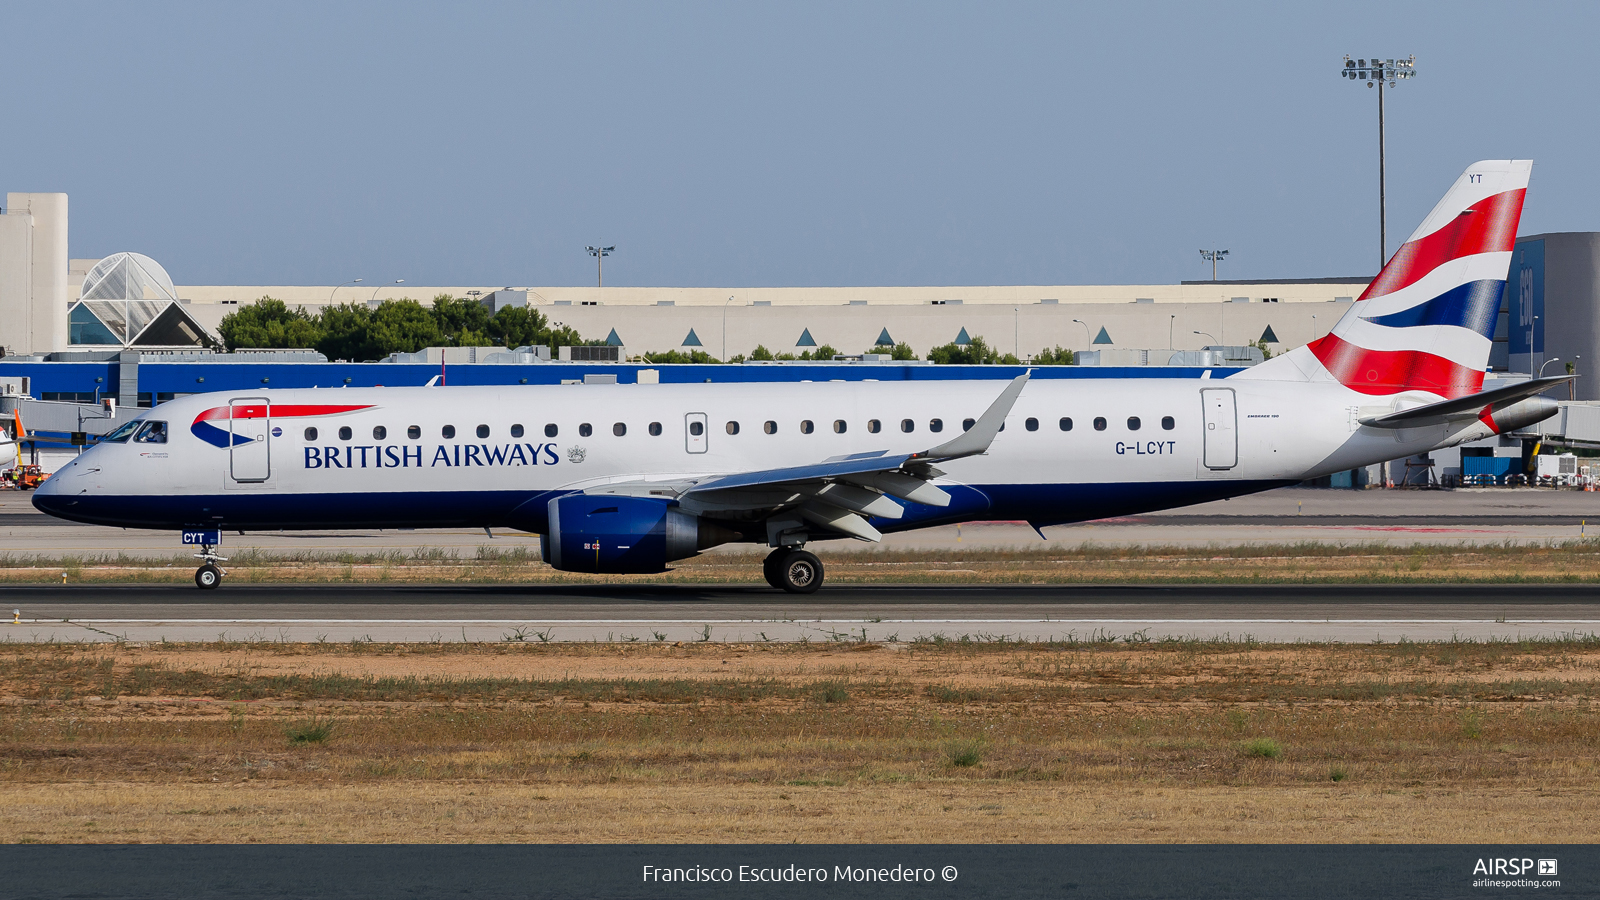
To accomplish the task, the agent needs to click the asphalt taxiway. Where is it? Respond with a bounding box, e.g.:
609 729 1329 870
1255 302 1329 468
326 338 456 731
6 487 1600 559
4 583 1596 644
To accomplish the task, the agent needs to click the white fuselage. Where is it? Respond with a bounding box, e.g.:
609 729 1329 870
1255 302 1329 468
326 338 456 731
33 376 1470 536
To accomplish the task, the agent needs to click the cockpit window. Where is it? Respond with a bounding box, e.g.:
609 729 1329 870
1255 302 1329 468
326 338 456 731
133 421 168 444
101 420 143 443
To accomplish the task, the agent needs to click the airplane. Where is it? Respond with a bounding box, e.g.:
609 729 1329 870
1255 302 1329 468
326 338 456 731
33 160 1569 592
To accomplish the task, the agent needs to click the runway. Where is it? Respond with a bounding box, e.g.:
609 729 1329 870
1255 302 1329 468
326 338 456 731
5 583 1598 644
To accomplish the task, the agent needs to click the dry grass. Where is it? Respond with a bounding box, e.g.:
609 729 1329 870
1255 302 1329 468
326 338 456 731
2 639 1598 843
9 539 1600 584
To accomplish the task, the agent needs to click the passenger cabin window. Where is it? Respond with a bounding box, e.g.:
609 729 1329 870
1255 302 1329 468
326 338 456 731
134 421 167 444
1025 417 1039 431
833 420 846 434
801 420 814 434
304 426 318 441
545 424 558 438
442 425 456 439
407 425 420 439
763 421 777 434
579 423 593 437
1127 417 1141 431
373 425 387 440
511 424 524 438
649 422 662 436
1059 417 1073 431
614 423 627 436
689 421 704 436
339 426 353 441
725 421 739 435
1162 416 1175 430
868 419 881 433
476 424 490 438
962 418 975 431
929 418 943 433
901 419 914 433
1093 417 1106 431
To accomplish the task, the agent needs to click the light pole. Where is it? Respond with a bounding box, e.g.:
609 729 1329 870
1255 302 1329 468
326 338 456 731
371 279 403 304
330 278 363 303
1193 330 1217 347
1072 318 1091 348
1168 315 1176 350
1014 307 1020 359
1539 357 1562 378
1199 249 1229 281
586 246 615 288
1340 55 1417 268
722 295 736 361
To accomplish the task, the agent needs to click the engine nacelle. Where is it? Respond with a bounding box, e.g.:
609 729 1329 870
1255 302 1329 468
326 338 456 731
541 494 727 574
1438 397 1561 449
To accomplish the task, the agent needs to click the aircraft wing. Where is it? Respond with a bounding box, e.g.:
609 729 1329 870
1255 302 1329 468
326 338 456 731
1358 375 1573 428
582 371 1030 542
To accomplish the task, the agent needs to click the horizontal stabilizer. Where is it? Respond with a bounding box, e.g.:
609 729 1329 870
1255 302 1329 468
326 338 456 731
1359 375 1574 429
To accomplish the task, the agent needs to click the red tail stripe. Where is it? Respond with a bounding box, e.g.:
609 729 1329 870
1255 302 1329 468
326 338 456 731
1359 188 1525 302
1308 333 1485 399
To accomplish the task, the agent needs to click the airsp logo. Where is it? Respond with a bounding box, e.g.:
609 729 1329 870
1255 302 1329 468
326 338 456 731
567 446 587 464
1473 858 1554 876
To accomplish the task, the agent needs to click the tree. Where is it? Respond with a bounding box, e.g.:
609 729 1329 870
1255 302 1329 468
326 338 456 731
314 303 379 361
488 306 546 348
1031 345 1074 365
797 344 839 361
431 294 493 347
866 341 918 360
643 349 723 364
926 335 1017 365
748 345 776 361
367 299 442 354
218 297 322 351
1251 338 1274 361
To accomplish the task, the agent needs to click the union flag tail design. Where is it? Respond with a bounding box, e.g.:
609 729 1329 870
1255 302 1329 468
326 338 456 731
1240 160 1530 399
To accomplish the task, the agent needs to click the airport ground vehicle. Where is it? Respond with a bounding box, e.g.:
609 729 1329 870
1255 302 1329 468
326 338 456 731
33 161 1567 591
3 464 45 491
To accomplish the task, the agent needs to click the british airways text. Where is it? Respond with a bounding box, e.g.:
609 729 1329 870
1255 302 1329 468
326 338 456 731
302 443 563 469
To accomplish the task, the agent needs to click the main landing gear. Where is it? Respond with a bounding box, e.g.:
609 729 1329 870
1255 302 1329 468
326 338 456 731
763 547 824 594
193 540 228 590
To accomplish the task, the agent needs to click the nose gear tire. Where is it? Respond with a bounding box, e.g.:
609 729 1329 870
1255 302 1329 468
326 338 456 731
195 564 222 590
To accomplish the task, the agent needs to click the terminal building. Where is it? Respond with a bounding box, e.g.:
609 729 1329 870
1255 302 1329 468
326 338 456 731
4 189 1600 485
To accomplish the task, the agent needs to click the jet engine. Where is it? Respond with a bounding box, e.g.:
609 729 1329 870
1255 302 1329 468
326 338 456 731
540 494 737 574
1438 397 1561 448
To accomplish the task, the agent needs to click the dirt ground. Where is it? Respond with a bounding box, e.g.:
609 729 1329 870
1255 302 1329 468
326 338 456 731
2 640 1597 843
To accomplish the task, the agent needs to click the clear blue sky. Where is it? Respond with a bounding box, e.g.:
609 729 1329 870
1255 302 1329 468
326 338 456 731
7 1 1597 288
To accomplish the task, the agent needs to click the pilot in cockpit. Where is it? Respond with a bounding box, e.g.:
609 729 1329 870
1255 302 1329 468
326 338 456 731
134 421 167 444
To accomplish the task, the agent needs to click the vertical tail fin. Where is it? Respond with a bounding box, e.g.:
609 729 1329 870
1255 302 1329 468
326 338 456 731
1239 160 1530 398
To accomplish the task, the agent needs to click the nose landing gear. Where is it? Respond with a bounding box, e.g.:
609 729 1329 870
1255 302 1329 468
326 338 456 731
763 547 824 594
188 535 228 590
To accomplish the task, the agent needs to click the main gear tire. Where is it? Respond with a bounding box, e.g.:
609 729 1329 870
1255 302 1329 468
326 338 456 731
775 549 823 594
762 549 787 590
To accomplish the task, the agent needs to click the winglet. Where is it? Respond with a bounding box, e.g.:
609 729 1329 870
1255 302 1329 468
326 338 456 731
916 370 1030 462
